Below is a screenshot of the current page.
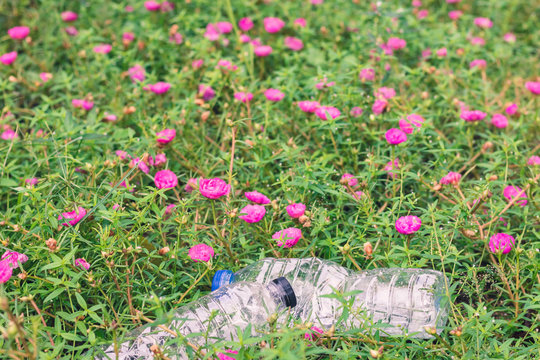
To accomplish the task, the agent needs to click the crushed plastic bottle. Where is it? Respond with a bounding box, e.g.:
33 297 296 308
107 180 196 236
95 277 296 360
212 258 448 338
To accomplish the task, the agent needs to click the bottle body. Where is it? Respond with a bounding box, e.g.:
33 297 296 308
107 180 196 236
97 279 295 360
300 268 448 337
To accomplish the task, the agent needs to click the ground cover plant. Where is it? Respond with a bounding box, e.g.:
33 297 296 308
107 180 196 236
0 0 539 358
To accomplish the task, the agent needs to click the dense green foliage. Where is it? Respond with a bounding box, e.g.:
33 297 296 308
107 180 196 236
0 0 539 359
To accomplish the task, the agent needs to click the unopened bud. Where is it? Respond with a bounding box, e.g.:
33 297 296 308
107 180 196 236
226 119 234 127
488 174 498 181
432 183 442 191
158 246 170 256
341 243 351 255
482 141 493 151
45 238 57 252
201 111 210 122
298 215 309 224
363 242 373 257
0 297 9 311
271 200 279 211
424 326 437 335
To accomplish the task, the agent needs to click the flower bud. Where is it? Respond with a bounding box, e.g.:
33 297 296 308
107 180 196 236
363 242 373 257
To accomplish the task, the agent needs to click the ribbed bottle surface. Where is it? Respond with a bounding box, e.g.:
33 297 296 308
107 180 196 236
97 281 287 360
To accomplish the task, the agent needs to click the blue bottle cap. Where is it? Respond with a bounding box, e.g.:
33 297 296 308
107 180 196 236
211 270 235 291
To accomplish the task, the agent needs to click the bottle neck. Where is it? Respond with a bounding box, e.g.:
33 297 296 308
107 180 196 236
265 277 297 309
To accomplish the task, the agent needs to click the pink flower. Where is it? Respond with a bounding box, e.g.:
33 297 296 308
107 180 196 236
116 150 129 160
150 153 167 166
375 87 396 99
440 171 462 185
489 233 515 254
239 205 266 223
198 84 215 101
387 37 406 50
245 191 271 204
399 114 425 134
491 113 508 128
25 178 39 186
7 26 30 40
204 24 221 41
188 244 215 262
160 1 174 12
526 155 540 166
239 17 254 31
264 17 285 33
474 17 493 28
93 44 112 54
294 18 307 27
287 203 306 218
395 215 422 234
470 37 486 46
216 59 237 71
254 45 273 57
341 173 358 187
354 191 365 200
359 68 375 82
239 34 251 43
0 51 17 65
315 106 341 120
112 204 120 210
372 99 388 115
59 207 87 227
128 64 146 82
192 59 204 69
412 0 422 7
421 48 432 59
156 128 176 144
130 157 149 174
145 82 171 94
503 185 527 206
103 112 117 122
144 1 161 11
460 110 486 122
72 99 94 111
264 88 285 102
216 22 233 34
298 101 320 113
284 36 304 51
234 92 253 103
385 128 407 145
169 33 183 45
61 11 78 22
305 326 324 341
199 178 230 199
447 0 461 3
436 48 447 57
75 258 90 270
64 26 78 36
503 33 516 43
417 9 429 19
350 107 363 117
165 203 176 215
448 10 463 20
217 350 239 360
470 59 487 69
39 72 53 82
505 103 518 116
272 228 302 248
154 170 178 189
0 262 13 284
185 178 199 193
1 129 17 140
525 81 540 95
1 251 28 269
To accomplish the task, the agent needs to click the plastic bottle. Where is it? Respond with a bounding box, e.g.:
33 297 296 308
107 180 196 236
96 277 296 360
212 258 448 338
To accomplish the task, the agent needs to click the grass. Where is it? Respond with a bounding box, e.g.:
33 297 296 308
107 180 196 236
0 0 539 359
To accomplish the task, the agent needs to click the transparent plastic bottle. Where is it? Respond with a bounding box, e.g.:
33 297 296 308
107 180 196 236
96 277 296 360
213 259 448 338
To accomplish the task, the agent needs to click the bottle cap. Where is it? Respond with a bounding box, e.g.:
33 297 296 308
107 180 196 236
211 270 235 291
270 277 297 308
